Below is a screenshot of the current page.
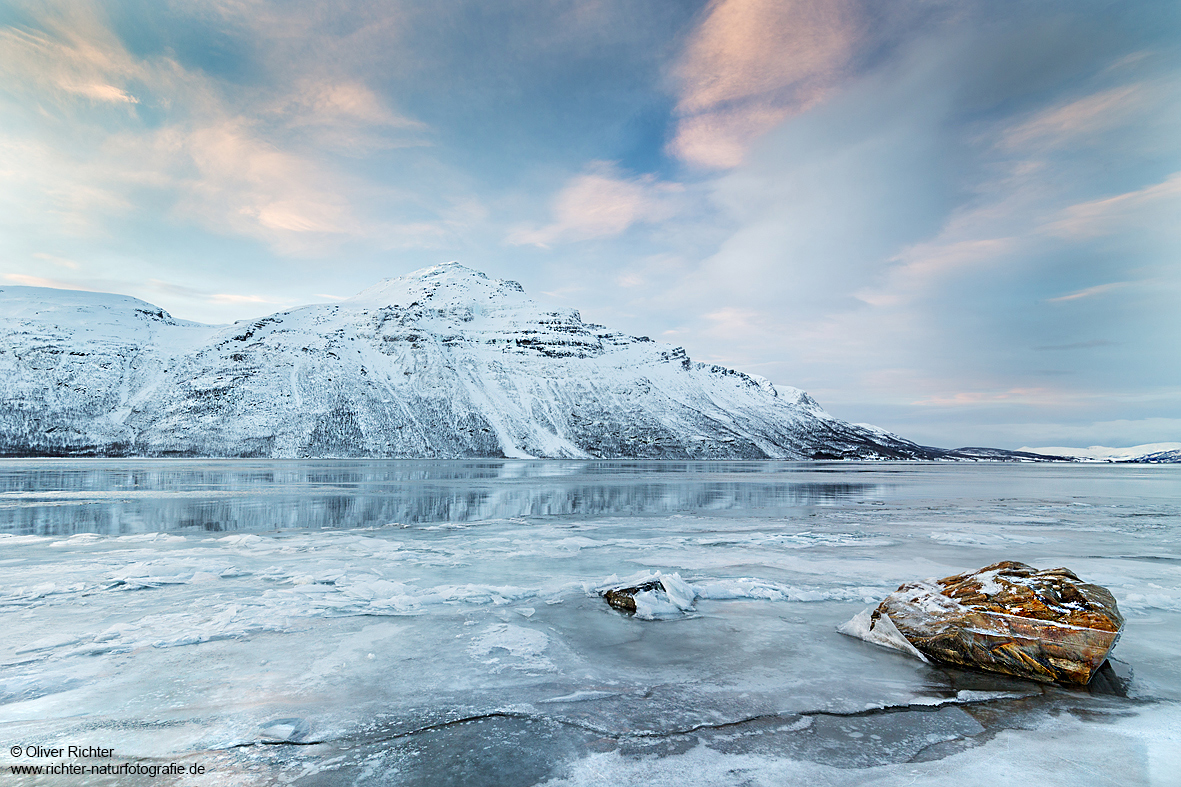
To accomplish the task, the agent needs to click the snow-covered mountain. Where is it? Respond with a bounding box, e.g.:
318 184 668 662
0 263 979 459
1019 443 1181 464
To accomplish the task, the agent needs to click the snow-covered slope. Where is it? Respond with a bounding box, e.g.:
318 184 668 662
1019 443 1181 463
1 263 945 459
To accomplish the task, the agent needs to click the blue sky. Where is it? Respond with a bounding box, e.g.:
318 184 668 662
1 0 1178 449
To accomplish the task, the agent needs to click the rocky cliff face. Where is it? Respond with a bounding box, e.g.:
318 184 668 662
0 263 943 459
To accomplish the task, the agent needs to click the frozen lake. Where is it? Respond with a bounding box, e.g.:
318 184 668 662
1 460 1178 785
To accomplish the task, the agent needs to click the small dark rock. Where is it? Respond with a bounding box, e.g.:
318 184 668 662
602 579 663 614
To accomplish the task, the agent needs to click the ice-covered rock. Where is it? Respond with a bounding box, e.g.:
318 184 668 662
601 572 699 619
843 561 1124 685
0 263 943 460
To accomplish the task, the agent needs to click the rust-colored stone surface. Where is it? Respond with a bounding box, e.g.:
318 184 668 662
873 561 1124 685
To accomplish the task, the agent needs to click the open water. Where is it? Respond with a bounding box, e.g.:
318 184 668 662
0 460 1178 785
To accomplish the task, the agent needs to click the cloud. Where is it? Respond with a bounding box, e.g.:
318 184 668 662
606 13 1181 449
1034 340 1116 350
0 2 444 256
1041 171 1181 239
1010 417 1181 447
267 78 429 155
914 387 1063 407
1000 85 1145 149
33 252 79 269
145 278 287 306
856 237 1019 308
0 134 134 235
209 292 285 304
73 82 138 104
1044 281 1132 303
668 0 860 168
4 273 88 289
702 306 768 341
0 6 142 108
507 162 683 247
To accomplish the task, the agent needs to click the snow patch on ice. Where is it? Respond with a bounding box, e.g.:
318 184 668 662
928 531 1047 545
469 623 554 672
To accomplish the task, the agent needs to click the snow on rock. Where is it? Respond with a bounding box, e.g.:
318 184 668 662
837 607 929 662
0 263 936 460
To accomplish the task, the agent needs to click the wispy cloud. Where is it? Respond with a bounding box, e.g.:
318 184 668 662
668 0 859 168
856 237 1019 307
507 162 683 247
3 273 88 289
32 252 79 270
1034 339 1116 350
914 387 1061 407
1044 281 1132 303
1042 171 1181 239
0 6 142 108
266 78 429 155
1001 85 1145 149
0 2 442 256
146 278 288 306
702 306 769 341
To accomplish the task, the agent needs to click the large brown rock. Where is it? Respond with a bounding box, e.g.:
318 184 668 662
871 561 1123 685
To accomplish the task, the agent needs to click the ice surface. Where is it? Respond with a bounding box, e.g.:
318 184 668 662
0 461 1178 785
536 701 1181 786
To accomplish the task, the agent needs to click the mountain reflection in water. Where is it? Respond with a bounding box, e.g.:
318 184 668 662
0 460 890 536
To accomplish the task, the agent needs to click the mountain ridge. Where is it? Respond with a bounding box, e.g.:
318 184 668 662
0 263 1076 460
1019 443 1181 464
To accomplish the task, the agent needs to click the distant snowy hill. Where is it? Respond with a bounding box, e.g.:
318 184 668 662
0 263 1035 460
1019 443 1181 464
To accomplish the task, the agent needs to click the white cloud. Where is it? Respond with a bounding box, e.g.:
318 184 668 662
1044 281 1133 303
855 237 1019 308
32 252 79 269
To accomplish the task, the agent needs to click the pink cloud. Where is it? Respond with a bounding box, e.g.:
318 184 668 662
1001 85 1144 149
914 387 1062 407
668 0 860 168
1043 171 1181 239
4 273 88 290
507 162 683 247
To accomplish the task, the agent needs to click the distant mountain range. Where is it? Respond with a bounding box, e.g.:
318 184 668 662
0 263 1169 461
1019 443 1181 464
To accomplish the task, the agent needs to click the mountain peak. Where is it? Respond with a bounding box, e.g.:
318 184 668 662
412 260 486 278
0 266 944 460
344 262 526 309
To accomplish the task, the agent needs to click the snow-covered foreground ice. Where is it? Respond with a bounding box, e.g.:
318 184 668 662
0 461 1178 785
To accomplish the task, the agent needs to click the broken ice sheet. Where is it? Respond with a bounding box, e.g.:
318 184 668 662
0 461 1178 786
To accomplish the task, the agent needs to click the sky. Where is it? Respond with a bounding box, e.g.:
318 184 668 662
1 0 1178 450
